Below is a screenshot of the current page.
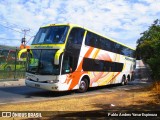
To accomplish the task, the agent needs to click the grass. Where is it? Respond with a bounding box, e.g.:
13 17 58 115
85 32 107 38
151 81 160 93
0 70 25 80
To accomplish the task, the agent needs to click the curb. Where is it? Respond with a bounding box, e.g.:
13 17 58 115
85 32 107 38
0 79 25 87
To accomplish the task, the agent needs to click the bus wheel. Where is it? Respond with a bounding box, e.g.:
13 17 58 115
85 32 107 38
121 76 126 86
78 78 88 93
125 76 130 85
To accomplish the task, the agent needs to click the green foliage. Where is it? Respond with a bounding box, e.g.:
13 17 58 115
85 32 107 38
147 57 160 80
136 19 160 80
0 45 17 50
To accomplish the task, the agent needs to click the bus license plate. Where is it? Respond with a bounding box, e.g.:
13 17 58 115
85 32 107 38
35 84 40 87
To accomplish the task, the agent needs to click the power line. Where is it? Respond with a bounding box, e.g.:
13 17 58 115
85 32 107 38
0 23 33 37
26 35 35 44
22 29 30 38
0 23 23 34
0 19 36 35
0 38 20 40
0 19 30 30
21 29 30 46
0 19 37 34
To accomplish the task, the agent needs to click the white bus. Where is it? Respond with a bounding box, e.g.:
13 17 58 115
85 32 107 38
25 23 136 92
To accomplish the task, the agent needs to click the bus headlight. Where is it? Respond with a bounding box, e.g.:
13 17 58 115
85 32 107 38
47 80 59 84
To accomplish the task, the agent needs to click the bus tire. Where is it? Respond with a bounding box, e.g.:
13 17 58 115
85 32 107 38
78 78 89 93
131 74 135 81
125 75 130 85
121 76 126 86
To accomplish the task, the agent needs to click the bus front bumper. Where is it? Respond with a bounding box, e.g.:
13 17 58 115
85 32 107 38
25 79 60 91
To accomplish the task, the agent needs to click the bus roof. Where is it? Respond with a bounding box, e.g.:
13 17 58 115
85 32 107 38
41 23 135 51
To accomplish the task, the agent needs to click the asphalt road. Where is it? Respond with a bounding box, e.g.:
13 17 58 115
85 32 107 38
0 60 152 104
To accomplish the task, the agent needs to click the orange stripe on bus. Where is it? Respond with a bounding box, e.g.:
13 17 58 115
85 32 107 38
67 47 94 90
108 72 120 84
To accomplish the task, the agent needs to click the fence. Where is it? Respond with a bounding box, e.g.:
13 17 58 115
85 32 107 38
0 48 26 81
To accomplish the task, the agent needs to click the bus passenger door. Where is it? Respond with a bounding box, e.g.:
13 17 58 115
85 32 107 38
63 27 85 74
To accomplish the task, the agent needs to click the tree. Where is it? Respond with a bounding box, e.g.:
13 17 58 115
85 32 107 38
136 19 160 80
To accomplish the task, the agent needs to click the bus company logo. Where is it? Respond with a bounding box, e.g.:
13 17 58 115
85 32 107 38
33 45 53 49
2 112 12 117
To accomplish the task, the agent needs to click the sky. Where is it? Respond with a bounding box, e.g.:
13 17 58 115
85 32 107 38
0 0 160 49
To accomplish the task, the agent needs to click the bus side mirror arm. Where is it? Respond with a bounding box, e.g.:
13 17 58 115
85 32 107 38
54 49 64 65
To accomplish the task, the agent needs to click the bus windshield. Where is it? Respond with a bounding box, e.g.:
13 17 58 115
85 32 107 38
27 49 60 75
32 26 69 44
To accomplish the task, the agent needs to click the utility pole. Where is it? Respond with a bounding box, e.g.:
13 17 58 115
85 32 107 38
21 29 30 49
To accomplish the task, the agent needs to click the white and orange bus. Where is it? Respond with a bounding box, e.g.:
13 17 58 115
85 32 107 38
25 23 135 92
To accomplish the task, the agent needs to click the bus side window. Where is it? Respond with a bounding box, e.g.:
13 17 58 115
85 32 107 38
67 27 85 45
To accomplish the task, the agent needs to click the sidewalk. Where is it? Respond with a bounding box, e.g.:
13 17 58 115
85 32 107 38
0 79 25 87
